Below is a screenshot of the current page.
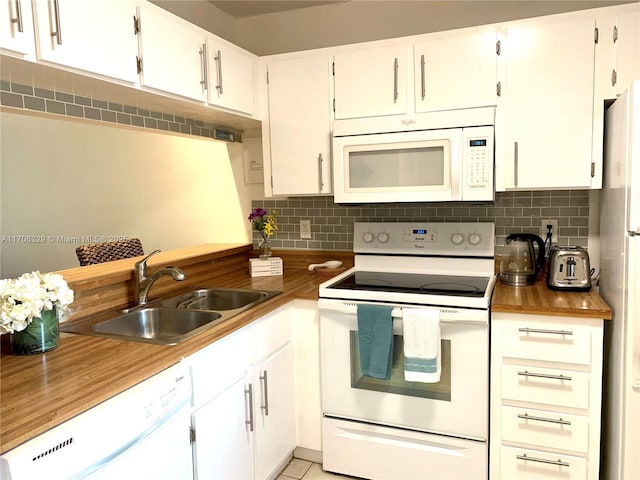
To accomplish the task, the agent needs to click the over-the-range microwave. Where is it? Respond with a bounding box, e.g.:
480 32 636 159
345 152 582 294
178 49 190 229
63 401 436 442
332 111 495 204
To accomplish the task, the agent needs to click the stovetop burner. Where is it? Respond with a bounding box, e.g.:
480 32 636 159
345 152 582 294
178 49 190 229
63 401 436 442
328 271 490 298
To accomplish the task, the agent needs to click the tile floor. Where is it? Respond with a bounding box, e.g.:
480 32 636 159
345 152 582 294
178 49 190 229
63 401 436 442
278 459 345 480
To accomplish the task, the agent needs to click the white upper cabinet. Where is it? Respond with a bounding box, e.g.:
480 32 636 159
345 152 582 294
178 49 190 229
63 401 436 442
136 3 207 102
333 45 408 119
496 15 597 191
613 8 640 96
414 29 498 113
0 0 35 57
32 0 138 83
206 38 256 115
265 55 333 196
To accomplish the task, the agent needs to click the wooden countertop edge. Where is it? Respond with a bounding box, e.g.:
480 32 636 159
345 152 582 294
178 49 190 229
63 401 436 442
55 243 252 284
490 304 612 319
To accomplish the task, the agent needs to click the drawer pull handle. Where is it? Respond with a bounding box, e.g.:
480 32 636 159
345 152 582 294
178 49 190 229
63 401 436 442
517 413 571 425
517 370 572 381
519 327 573 336
516 453 570 467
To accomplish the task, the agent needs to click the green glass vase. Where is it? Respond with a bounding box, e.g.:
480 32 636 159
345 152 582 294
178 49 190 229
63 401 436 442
10 307 59 355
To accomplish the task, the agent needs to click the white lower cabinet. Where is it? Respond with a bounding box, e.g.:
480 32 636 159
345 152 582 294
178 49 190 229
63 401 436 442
490 313 604 479
192 375 255 480
188 303 295 480
253 344 295 480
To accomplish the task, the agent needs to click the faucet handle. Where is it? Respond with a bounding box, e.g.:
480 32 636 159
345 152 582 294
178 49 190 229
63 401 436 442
135 249 161 274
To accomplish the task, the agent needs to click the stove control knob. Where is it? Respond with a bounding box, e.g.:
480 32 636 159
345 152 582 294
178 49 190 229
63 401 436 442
469 233 482 245
451 233 464 245
377 232 389 243
362 232 374 243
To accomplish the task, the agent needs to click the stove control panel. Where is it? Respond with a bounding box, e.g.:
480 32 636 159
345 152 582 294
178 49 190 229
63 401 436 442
355 222 495 256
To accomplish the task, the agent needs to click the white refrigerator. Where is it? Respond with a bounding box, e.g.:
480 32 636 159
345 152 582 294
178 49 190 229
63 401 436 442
600 79 640 480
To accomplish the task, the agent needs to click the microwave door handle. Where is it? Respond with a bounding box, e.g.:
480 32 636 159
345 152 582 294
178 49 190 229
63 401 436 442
393 57 399 103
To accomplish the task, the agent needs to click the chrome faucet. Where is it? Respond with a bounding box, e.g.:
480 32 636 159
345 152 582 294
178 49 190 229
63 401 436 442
134 250 185 305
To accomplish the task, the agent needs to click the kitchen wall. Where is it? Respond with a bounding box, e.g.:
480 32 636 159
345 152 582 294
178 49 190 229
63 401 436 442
251 190 591 254
0 83 263 277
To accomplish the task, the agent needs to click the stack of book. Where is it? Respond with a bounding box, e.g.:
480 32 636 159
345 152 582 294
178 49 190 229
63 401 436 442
249 257 283 277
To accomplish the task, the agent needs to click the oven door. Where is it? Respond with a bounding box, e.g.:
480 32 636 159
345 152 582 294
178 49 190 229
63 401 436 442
319 298 488 440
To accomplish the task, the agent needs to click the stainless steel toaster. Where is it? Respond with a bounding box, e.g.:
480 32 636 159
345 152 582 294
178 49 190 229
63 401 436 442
547 246 592 291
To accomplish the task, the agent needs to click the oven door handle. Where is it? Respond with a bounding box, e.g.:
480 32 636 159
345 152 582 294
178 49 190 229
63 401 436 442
318 300 488 326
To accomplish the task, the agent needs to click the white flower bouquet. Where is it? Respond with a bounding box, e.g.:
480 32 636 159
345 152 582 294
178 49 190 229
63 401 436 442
0 271 74 335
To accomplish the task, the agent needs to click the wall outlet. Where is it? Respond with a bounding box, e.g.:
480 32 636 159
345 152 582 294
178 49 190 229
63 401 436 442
540 219 558 245
300 219 312 239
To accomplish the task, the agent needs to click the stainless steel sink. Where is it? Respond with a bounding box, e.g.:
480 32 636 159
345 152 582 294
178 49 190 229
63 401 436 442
92 308 221 342
161 288 279 311
62 287 281 345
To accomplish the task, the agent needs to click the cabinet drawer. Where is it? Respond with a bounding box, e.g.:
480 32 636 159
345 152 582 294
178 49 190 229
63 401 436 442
500 445 586 480
501 406 589 453
501 365 590 409
501 321 591 365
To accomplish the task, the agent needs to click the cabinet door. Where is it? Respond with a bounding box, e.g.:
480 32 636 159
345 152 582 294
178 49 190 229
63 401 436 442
614 10 640 96
192 376 255 480
0 0 35 57
267 56 332 195
334 45 408 119
497 17 596 190
137 3 207 102
253 344 296 480
414 29 497 113
33 0 138 83
207 38 255 115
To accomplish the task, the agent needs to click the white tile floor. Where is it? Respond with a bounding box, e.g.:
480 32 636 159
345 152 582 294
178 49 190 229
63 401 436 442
278 459 345 480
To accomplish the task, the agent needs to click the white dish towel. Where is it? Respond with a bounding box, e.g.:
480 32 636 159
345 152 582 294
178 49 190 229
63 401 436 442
403 308 441 383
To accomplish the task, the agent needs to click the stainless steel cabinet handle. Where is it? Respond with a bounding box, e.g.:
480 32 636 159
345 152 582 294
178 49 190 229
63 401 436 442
420 54 426 100
214 50 224 94
11 0 24 33
51 0 62 45
199 43 208 90
318 153 324 192
518 370 572 382
244 384 254 431
518 327 573 336
260 370 269 416
513 142 519 187
393 57 398 103
517 412 572 426
516 454 570 468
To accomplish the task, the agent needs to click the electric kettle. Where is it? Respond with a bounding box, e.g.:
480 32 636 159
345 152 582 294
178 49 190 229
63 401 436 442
500 233 545 286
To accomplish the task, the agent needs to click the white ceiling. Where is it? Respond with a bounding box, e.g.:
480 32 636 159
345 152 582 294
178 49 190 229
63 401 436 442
208 1 347 19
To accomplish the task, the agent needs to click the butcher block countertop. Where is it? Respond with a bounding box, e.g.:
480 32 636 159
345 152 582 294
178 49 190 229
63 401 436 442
0 246 348 454
491 275 612 320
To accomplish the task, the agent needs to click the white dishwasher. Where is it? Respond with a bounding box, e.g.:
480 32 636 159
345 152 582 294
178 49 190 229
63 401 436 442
0 362 193 480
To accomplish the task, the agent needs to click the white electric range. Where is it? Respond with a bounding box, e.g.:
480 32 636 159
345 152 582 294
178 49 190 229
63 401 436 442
319 222 496 480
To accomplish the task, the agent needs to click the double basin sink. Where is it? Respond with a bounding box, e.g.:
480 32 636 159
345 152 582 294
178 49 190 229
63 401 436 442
62 288 281 345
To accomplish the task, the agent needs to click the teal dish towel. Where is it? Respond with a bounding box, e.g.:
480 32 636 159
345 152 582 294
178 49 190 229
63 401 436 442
357 304 394 380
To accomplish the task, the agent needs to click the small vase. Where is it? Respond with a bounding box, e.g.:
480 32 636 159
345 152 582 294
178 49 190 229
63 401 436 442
10 307 59 355
259 236 272 259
